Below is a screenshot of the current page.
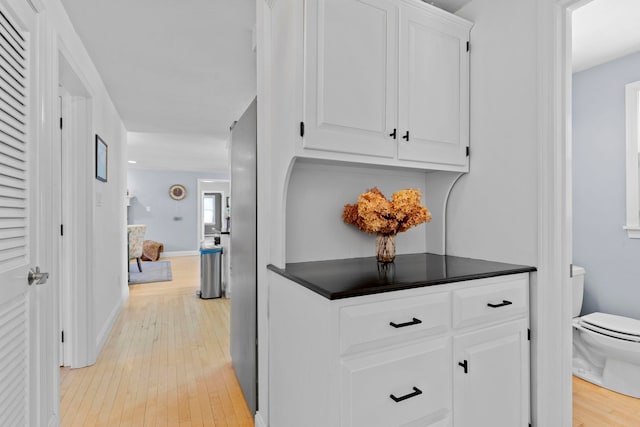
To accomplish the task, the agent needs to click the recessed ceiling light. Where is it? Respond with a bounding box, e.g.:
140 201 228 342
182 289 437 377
128 160 137 164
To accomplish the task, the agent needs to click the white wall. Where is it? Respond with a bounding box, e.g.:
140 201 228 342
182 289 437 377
453 1 572 425
286 160 431 262
450 0 538 266
48 0 128 361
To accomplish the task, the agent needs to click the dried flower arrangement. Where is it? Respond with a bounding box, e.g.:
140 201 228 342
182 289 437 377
343 187 432 262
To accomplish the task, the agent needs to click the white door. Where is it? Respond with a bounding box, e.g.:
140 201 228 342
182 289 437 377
0 0 56 426
303 0 398 158
397 4 469 167
453 319 529 427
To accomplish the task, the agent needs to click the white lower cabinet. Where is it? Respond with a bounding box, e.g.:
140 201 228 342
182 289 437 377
268 272 530 427
342 338 451 427
453 320 530 427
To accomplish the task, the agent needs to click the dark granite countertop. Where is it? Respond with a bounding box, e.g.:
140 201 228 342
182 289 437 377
267 253 536 300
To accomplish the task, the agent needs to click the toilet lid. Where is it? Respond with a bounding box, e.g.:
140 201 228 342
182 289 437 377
580 312 640 341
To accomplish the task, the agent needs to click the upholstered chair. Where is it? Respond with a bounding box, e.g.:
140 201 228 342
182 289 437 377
127 224 147 272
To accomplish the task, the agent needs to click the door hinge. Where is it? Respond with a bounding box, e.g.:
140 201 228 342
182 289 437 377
466 146 470 157
570 263 573 278
61 330 64 343
528 328 531 341
466 41 470 52
59 117 63 129
299 121 305 137
60 224 64 236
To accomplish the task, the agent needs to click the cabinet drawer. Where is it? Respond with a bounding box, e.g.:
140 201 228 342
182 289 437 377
341 338 452 427
452 275 528 329
340 292 450 355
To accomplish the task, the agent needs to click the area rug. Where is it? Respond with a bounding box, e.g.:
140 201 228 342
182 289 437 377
128 261 173 284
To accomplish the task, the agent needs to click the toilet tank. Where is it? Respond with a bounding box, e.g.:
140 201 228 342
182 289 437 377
572 265 585 318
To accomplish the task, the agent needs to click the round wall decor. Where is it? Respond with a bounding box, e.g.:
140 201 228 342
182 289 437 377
169 184 187 200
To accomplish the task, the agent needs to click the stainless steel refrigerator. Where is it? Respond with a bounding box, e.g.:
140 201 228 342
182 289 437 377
230 97 257 414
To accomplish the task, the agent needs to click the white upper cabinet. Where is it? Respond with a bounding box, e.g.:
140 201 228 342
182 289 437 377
302 0 472 171
397 4 470 167
303 0 398 158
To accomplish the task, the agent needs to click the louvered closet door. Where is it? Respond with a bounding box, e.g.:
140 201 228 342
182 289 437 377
0 0 38 425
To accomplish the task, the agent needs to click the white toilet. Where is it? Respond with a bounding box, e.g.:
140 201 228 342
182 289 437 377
572 265 640 398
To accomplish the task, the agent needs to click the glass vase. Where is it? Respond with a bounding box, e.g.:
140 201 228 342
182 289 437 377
376 233 396 263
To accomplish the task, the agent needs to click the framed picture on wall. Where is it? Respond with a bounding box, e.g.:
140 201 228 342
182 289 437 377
95 135 108 182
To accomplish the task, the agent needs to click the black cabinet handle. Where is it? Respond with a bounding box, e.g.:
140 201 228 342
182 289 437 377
402 130 410 141
390 386 422 403
487 300 513 308
389 317 422 328
458 360 468 374
389 129 397 139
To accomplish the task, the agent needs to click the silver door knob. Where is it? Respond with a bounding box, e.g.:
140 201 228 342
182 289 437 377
27 266 49 286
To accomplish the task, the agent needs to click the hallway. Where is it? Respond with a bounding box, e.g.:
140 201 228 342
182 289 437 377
60 256 253 426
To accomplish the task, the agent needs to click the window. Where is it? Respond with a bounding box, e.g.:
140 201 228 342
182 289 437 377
203 194 215 224
625 81 640 238
202 192 222 236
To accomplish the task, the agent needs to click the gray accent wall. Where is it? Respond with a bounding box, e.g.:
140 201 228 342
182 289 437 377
573 52 640 319
127 169 228 252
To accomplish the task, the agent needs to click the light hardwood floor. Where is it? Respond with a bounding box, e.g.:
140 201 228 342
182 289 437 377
60 256 253 427
573 376 640 426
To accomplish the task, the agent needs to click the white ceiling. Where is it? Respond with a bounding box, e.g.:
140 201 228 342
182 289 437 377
572 0 640 72
127 132 228 174
60 0 255 174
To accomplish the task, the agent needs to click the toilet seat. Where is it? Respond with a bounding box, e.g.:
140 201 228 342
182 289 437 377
578 312 640 343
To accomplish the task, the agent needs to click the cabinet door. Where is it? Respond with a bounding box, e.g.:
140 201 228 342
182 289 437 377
341 338 452 427
303 0 398 158
453 319 529 427
397 4 469 167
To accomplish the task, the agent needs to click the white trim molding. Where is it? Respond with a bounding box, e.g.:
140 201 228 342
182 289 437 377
625 81 640 238
624 226 640 238
95 293 125 355
255 411 267 427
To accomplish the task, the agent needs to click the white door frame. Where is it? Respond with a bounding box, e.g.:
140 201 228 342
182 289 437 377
55 42 95 368
56 88 68 366
535 0 590 425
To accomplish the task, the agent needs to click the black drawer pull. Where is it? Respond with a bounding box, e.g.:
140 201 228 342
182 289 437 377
390 386 422 403
487 300 513 308
389 317 422 328
389 128 397 139
402 130 410 141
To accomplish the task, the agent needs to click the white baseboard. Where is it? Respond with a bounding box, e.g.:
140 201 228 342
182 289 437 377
255 412 267 427
161 250 199 258
95 292 125 356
